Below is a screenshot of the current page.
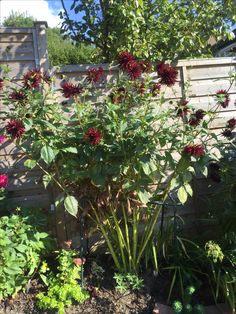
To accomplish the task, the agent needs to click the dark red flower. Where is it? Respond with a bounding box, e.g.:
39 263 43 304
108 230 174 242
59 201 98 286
85 128 102 145
6 119 25 139
42 71 52 84
222 129 233 138
117 51 135 71
189 115 200 127
135 82 145 95
177 99 189 107
126 60 142 80
156 63 178 87
0 79 4 91
226 118 236 129
216 90 230 108
139 60 152 73
0 175 8 188
177 107 190 117
86 67 104 84
151 83 161 96
61 81 83 98
9 90 26 102
184 144 204 157
23 69 42 89
195 109 205 120
110 87 127 104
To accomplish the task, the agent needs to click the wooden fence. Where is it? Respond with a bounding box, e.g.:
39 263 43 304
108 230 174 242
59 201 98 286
0 23 236 245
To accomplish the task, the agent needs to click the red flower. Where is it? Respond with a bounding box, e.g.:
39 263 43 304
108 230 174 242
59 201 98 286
85 128 102 145
195 109 205 120
189 115 200 127
184 144 204 157
0 175 8 188
226 118 236 129
177 107 190 117
23 69 42 89
0 79 4 91
216 90 230 108
151 83 161 96
9 90 26 102
6 119 25 139
110 87 127 104
139 60 152 73
86 67 104 84
126 60 142 80
117 51 135 71
222 129 233 138
135 82 145 95
61 82 83 98
156 63 178 87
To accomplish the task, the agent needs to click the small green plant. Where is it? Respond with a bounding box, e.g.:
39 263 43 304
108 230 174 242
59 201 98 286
205 241 224 263
172 286 203 314
91 261 105 287
37 249 89 314
114 272 144 293
0 209 50 301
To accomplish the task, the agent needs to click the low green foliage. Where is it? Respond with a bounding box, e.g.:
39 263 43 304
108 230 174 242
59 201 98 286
37 249 89 314
114 272 144 293
172 286 203 314
0 209 50 301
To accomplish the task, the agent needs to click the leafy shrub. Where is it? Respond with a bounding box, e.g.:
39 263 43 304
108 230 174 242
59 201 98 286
37 249 89 314
0 209 50 301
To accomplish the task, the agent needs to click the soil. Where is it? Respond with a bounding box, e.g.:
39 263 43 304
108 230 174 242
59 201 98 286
0 255 221 314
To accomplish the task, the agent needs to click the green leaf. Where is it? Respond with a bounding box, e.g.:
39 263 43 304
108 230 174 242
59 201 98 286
184 183 193 197
137 189 150 204
55 193 65 207
62 147 78 154
41 146 56 165
177 186 188 204
64 195 78 217
24 159 37 169
42 174 51 188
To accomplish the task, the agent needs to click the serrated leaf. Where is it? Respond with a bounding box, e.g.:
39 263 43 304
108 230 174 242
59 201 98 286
24 159 37 169
41 146 56 165
177 186 188 204
64 195 78 217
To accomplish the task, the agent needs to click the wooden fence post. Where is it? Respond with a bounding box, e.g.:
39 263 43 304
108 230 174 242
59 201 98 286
33 21 49 71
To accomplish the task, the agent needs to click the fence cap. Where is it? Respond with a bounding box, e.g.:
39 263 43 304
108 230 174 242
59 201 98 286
34 21 48 28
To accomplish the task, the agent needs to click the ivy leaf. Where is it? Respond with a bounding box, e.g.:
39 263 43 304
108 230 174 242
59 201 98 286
177 186 188 204
64 195 78 218
41 146 56 165
24 159 37 169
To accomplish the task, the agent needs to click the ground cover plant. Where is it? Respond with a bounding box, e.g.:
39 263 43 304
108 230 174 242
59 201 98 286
0 54 236 312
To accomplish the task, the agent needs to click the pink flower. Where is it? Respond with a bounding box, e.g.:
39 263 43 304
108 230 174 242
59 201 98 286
85 128 102 145
0 175 8 188
73 257 86 266
0 135 5 144
156 63 178 87
184 144 204 157
86 67 104 84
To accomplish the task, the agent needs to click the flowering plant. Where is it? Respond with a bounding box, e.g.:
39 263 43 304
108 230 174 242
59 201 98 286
1 53 234 272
